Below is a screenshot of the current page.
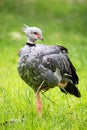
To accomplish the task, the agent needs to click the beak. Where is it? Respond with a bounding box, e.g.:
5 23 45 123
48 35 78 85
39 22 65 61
37 34 44 41
39 35 44 41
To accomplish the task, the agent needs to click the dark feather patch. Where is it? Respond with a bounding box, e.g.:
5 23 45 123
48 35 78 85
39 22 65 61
57 45 68 53
26 42 36 47
69 60 79 84
60 82 81 97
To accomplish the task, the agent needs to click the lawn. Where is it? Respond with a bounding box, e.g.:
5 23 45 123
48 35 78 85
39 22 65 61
0 0 87 130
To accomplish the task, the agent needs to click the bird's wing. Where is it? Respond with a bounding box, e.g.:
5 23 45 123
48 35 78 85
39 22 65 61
42 53 70 74
42 46 78 84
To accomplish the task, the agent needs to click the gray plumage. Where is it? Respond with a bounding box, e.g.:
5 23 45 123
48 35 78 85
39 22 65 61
17 25 81 98
18 43 80 96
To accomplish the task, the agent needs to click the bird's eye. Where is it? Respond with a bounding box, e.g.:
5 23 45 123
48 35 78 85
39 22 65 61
34 32 37 34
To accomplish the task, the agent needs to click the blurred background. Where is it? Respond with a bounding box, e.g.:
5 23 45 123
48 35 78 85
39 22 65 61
0 0 87 129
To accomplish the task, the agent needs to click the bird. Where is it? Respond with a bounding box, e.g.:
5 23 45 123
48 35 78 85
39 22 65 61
17 25 81 116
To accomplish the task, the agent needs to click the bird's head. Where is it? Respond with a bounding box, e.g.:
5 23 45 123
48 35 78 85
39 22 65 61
23 25 43 44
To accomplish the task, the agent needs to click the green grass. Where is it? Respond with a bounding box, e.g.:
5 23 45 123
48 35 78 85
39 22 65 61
0 0 87 129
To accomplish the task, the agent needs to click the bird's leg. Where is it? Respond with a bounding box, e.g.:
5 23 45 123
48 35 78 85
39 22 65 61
36 92 42 116
35 81 44 116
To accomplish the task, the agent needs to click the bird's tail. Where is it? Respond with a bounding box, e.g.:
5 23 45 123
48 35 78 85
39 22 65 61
60 82 81 97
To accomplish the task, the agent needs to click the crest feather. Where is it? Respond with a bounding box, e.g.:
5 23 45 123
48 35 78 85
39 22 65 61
22 24 30 33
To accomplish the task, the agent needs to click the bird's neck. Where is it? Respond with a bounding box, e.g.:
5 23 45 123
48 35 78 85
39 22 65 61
26 39 36 46
27 39 35 45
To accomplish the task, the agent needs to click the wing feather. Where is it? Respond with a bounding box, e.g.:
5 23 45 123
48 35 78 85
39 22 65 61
42 47 78 84
42 53 70 74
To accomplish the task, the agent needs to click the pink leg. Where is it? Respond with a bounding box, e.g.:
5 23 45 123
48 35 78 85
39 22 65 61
36 92 42 116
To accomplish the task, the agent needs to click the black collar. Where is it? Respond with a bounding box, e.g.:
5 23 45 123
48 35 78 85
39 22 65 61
26 42 36 47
